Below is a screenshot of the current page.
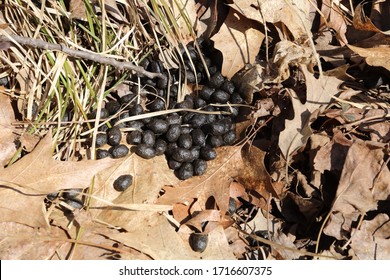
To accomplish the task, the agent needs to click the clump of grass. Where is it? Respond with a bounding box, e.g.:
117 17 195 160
0 0 197 160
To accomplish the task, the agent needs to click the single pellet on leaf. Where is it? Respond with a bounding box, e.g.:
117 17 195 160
113 174 133 192
189 233 208 253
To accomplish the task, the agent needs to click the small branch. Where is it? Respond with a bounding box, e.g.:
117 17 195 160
0 34 164 79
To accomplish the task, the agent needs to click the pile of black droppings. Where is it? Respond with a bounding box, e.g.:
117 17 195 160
92 41 246 180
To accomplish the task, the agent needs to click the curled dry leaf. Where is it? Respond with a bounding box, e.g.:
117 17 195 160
347 44 390 72
324 140 390 240
212 7 264 79
278 65 339 160
229 0 311 40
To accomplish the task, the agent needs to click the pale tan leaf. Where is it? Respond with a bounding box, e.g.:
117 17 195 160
348 44 390 71
278 65 340 159
0 92 18 167
0 222 68 259
0 132 119 227
212 7 264 79
324 140 390 240
230 0 311 40
351 214 390 260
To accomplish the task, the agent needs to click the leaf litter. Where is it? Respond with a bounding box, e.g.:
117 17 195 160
0 0 389 260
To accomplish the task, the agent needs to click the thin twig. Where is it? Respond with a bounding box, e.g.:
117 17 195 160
0 34 164 79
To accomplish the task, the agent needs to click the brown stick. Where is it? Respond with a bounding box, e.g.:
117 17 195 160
0 34 164 79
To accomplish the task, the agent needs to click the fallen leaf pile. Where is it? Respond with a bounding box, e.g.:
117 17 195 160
0 0 389 259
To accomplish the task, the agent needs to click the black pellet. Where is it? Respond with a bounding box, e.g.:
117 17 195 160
96 149 110 159
107 127 122 146
177 162 194 180
147 118 169 134
193 159 207 176
200 145 217 161
134 144 156 159
142 130 156 146
95 133 107 147
178 134 193 149
109 144 129 158
113 174 133 192
191 129 206 147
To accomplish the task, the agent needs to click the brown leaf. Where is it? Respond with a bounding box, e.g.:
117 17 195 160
348 44 390 71
350 214 390 260
278 65 340 159
313 130 352 173
324 140 390 240
212 7 264 79
0 131 119 227
318 0 348 45
0 222 68 259
0 92 18 168
229 0 311 40
157 145 274 213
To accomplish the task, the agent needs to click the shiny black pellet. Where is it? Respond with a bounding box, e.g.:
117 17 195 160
208 72 225 88
200 145 217 161
171 148 193 162
107 127 122 146
96 149 110 159
191 129 206 147
113 174 133 192
147 98 165 111
177 162 194 180
199 86 215 101
95 133 108 147
211 90 230 103
109 144 129 158
193 159 207 176
178 134 192 149
154 138 167 156
147 118 169 134
142 130 156 146
134 144 156 159
165 124 182 142
189 233 208 253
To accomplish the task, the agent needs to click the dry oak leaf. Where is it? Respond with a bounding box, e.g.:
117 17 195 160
347 44 390 72
350 214 390 260
0 91 18 168
157 144 273 214
278 65 340 160
324 140 390 239
0 222 69 260
212 7 264 79
0 132 119 228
